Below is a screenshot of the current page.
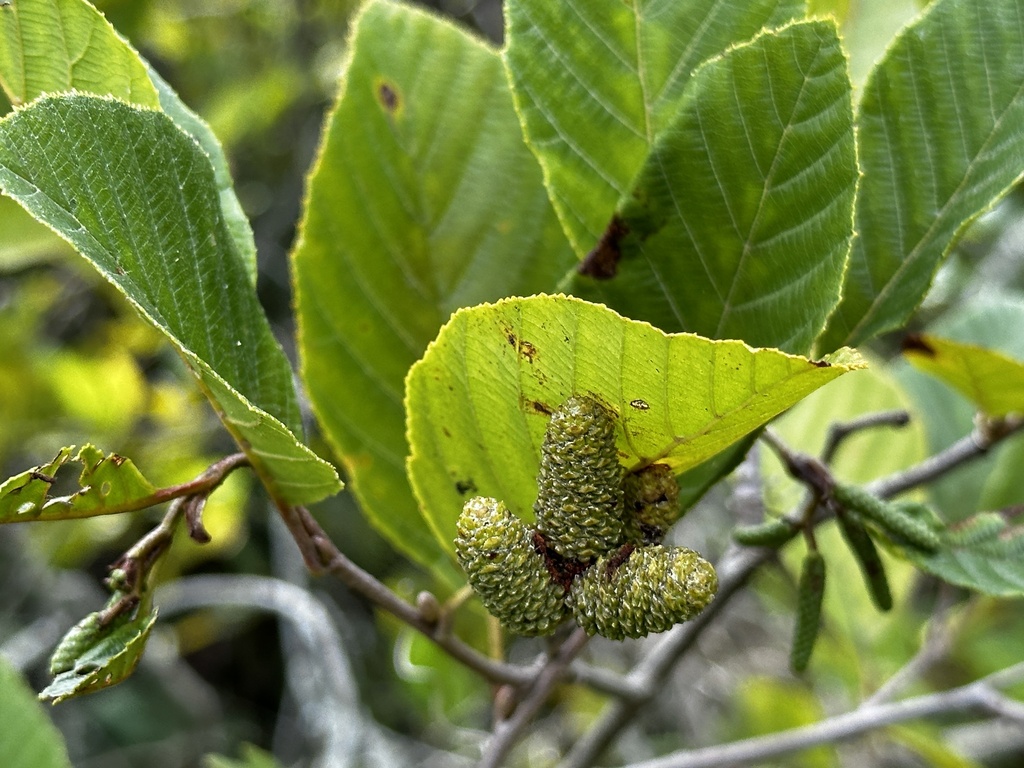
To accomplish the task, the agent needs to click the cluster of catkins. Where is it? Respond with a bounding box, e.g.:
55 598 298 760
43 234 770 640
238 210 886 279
454 396 718 639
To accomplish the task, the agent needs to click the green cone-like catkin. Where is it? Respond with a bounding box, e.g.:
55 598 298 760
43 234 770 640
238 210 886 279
455 496 567 636
943 512 1007 547
534 396 626 560
623 464 680 543
568 545 717 640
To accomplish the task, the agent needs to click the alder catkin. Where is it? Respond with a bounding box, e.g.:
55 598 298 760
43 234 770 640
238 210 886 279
623 464 680 543
454 496 567 636
833 484 941 553
568 545 717 640
835 513 892 612
534 396 626 560
943 512 1007 548
790 550 826 673
732 518 797 548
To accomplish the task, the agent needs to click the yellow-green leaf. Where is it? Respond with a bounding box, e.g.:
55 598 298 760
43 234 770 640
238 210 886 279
903 334 1024 417
406 294 864 556
40 609 157 703
0 445 158 523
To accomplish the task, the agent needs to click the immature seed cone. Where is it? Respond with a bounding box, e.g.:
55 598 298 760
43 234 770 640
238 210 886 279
623 464 680 543
568 545 717 640
454 496 567 636
534 396 626 560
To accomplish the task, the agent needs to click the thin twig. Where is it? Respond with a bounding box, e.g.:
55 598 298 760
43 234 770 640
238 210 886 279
822 410 911 465
869 416 1024 500
279 505 536 687
618 661 1024 768
560 545 771 768
480 628 591 768
864 585 958 706
564 419 1024 768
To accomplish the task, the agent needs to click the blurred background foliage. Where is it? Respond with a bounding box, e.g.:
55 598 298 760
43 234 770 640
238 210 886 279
1 0 1023 766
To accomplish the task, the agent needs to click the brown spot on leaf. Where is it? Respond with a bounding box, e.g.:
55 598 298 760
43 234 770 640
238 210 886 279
530 400 554 416
455 478 477 496
629 398 649 410
377 81 399 112
109 454 127 467
902 333 936 356
519 340 537 363
579 215 628 279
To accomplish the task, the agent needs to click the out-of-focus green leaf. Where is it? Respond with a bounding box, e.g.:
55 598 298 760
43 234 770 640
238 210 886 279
893 293 1024 518
736 676 836 768
0 0 158 107
0 656 71 767
904 334 1024 417
0 95 339 504
0 196 69 270
821 0 1024 349
504 0 804 256
294 0 572 571
573 21 857 354
0 445 158 523
406 294 863 556
40 609 157 703
901 509 1024 597
890 725 984 768
204 745 283 768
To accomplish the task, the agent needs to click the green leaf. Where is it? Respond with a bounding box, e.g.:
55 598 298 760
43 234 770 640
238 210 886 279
904 334 1024 418
573 21 857 354
40 609 157 703
0 0 159 107
0 445 159 522
0 95 339 504
205 745 283 768
145 63 257 286
0 0 257 285
406 294 863 557
821 0 1024 348
504 0 805 256
294 0 572 570
893 294 1024 519
0 657 71 768
901 510 1024 597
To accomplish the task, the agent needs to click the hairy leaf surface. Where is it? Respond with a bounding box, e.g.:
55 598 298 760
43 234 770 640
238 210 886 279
294 0 573 570
504 0 804 255
406 295 863 556
0 0 256 282
573 21 857 353
0 96 339 504
821 0 1024 348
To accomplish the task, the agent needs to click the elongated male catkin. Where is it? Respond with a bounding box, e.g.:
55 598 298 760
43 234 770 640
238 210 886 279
455 496 567 636
568 545 717 640
732 518 796 548
836 513 892 612
833 484 940 553
534 396 626 560
790 550 826 673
